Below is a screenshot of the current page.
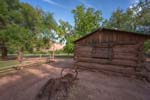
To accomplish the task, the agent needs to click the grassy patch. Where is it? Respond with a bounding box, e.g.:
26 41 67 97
0 60 19 68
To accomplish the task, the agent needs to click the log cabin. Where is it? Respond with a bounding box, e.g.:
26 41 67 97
74 28 150 76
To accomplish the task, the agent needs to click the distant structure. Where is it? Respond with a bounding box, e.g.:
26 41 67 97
40 43 64 52
39 42 64 60
74 28 150 76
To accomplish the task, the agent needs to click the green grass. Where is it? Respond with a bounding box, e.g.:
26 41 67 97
0 60 19 68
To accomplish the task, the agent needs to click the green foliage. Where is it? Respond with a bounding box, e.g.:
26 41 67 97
102 0 150 51
0 0 58 56
144 40 150 52
0 0 149 56
72 5 103 36
57 20 74 54
62 4 103 54
64 34 80 54
103 8 136 31
0 60 19 68
103 0 150 33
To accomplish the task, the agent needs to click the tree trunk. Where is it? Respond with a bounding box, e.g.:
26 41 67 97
1 46 7 60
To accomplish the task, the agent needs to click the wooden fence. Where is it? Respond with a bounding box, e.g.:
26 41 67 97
0 59 49 76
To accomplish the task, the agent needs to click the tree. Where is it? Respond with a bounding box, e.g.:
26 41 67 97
57 20 74 54
72 5 103 36
102 0 150 51
133 0 150 33
103 0 150 33
103 8 136 31
0 0 57 60
0 0 21 59
64 34 79 54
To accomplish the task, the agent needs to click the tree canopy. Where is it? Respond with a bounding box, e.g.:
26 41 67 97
0 0 149 58
72 5 103 36
0 0 58 58
103 0 150 33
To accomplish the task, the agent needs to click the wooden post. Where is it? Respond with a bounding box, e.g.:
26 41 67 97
17 48 23 70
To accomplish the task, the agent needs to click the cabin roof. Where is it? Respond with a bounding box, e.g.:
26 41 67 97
74 28 150 43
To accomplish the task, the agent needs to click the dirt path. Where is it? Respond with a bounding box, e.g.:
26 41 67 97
0 58 150 100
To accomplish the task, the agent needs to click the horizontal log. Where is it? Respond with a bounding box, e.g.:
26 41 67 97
113 52 137 60
76 57 109 64
76 52 92 57
76 46 92 51
92 53 109 58
113 45 139 53
75 57 138 67
76 62 136 75
77 67 137 77
111 59 137 67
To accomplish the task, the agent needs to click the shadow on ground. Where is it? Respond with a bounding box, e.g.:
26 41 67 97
0 58 150 100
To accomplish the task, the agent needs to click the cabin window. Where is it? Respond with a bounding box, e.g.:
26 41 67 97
92 45 113 59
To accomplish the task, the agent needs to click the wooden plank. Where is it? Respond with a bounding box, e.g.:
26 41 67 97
113 52 137 60
92 53 109 58
76 62 136 75
113 45 138 52
76 57 109 64
76 46 92 51
75 57 138 67
111 59 137 67
76 52 92 57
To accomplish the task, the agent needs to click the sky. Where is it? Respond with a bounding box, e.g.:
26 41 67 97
20 0 139 25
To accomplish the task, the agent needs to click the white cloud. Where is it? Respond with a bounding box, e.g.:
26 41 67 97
42 0 66 9
129 0 140 8
78 0 94 8
131 0 139 4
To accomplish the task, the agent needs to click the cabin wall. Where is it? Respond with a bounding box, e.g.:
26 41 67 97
76 30 146 45
74 30 146 75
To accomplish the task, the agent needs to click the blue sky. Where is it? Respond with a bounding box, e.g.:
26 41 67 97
20 0 138 25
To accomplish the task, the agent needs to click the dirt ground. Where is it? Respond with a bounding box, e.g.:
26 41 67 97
0 58 150 100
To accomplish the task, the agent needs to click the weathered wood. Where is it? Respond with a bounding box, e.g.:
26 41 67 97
76 57 109 64
113 45 138 52
76 62 137 75
76 52 92 57
92 53 109 58
74 29 148 78
111 59 137 67
113 52 137 60
76 57 138 67
76 46 92 52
